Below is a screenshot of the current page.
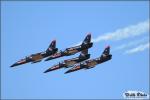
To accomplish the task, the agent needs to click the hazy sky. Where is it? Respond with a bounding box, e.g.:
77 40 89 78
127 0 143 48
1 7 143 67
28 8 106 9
1 1 149 99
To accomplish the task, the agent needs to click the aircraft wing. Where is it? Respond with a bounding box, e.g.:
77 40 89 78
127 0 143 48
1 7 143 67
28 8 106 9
65 64 85 74
45 52 63 61
44 64 64 73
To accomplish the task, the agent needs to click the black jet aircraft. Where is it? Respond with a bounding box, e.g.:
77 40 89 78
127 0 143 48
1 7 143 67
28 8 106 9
10 40 58 67
45 33 93 61
65 46 112 74
44 49 90 73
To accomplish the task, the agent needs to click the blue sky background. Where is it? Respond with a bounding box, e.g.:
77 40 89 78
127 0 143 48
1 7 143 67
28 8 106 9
1 1 149 99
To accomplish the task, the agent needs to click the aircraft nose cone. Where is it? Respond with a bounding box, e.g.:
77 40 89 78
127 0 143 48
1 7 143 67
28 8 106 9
64 70 71 74
10 63 18 67
45 57 51 61
44 69 50 73
10 64 15 67
44 68 53 73
44 64 62 73
64 72 68 74
45 59 49 61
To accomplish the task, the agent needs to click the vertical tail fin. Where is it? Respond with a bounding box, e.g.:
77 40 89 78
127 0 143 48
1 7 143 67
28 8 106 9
79 49 88 57
46 40 56 52
82 33 91 45
102 45 110 55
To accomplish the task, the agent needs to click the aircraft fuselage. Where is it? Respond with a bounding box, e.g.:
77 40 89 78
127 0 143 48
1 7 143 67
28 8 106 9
64 43 93 56
10 48 58 67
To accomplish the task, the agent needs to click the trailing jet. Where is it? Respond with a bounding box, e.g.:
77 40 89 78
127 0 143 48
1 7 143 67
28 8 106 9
65 46 112 74
10 40 58 67
44 49 90 73
45 33 93 61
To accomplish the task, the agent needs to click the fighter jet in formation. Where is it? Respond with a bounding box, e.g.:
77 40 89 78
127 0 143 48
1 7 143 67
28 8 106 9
44 49 90 73
10 33 112 74
10 40 58 67
65 46 112 74
45 33 93 61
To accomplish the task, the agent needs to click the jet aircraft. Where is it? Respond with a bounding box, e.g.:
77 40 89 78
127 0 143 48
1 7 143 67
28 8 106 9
45 33 93 61
65 46 112 74
44 49 90 73
10 40 58 67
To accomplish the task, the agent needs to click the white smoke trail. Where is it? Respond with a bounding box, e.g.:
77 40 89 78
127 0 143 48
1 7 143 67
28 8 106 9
113 37 149 52
124 42 149 54
92 19 149 42
74 19 149 46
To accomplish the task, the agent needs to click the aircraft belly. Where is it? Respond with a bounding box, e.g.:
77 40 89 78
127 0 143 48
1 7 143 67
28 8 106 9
31 54 43 61
87 61 97 67
68 49 78 54
65 61 76 66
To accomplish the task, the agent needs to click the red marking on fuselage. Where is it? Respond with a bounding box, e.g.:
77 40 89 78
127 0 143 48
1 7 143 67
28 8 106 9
51 53 61 57
51 65 59 70
18 59 26 64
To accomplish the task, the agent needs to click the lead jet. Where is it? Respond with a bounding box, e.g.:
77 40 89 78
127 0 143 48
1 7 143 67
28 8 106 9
45 33 93 61
10 40 58 67
44 49 90 73
65 46 112 74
